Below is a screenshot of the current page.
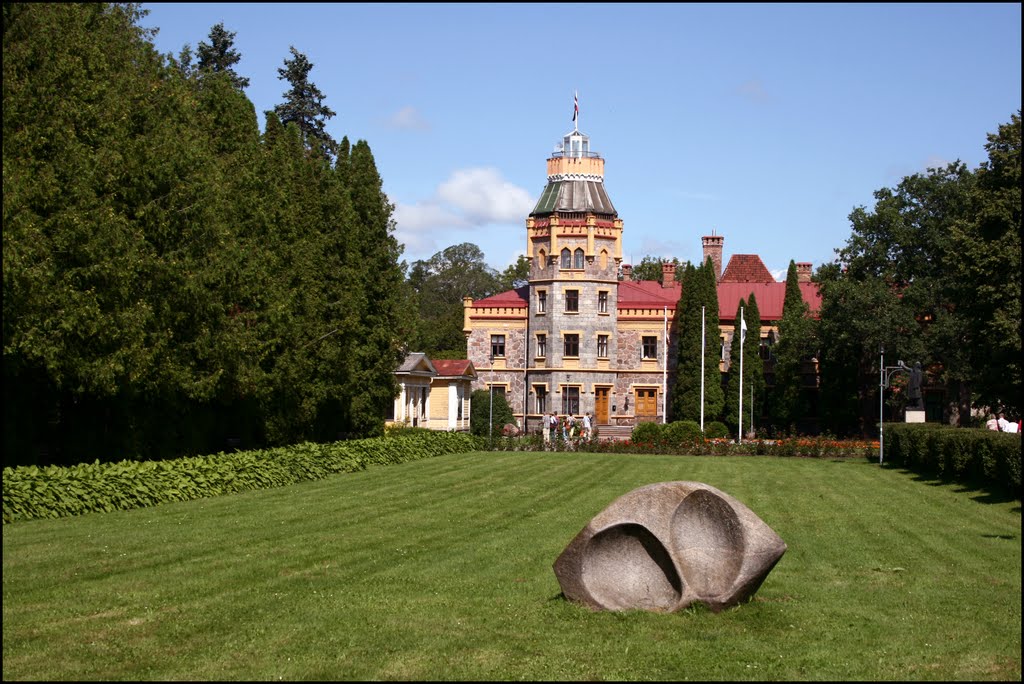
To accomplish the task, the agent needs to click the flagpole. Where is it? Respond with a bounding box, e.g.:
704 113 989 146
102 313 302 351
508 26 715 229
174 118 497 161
700 305 705 432
738 307 744 444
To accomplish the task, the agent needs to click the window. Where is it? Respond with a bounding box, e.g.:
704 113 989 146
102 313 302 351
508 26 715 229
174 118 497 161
537 290 546 313
598 291 608 314
642 336 658 360
721 335 727 361
564 334 579 357
537 249 546 269
535 386 547 414
565 289 579 312
536 333 546 358
490 334 505 359
597 334 609 358
574 248 585 269
456 387 463 420
562 386 580 415
561 248 571 269
490 385 506 399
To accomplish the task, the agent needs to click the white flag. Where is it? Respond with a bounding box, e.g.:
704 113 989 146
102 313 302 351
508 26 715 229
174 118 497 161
740 315 747 343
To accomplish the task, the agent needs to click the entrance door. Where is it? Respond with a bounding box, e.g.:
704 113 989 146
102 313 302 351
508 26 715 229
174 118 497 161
595 387 610 425
635 388 658 419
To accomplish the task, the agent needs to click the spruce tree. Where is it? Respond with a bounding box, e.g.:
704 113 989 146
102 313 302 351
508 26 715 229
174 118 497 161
196 22 250 90
273 46 337 160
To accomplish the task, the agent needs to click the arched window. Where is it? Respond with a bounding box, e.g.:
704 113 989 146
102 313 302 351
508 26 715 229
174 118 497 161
537 249 546 269
561 248 571 269
600 249 608 270
574 248 585 269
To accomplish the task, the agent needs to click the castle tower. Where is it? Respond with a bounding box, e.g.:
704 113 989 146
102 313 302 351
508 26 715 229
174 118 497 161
523 121 624 420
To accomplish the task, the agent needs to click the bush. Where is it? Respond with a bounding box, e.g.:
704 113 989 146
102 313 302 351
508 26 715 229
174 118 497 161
663 420 702 446
631 421 664 446
883 423 1020 493
3 431 483 524
469 389 515 438
705 421 730 439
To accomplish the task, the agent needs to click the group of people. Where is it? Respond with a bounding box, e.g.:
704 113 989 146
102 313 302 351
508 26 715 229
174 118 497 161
986 412 1020 433
543 411 593 444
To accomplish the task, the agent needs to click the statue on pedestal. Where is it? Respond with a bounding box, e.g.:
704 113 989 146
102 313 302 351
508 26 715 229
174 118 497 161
907 361 923 410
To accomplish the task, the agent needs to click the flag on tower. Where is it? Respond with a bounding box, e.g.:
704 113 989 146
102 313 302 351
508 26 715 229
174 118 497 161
572 91 578 123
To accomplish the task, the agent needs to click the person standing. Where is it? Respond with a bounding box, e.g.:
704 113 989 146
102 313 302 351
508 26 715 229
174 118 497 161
582 412 592 440
986 414 999 431
997 412 1010 432
543 411 552 445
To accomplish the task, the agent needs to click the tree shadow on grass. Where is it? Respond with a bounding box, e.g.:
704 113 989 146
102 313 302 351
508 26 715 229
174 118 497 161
885 465 1021 511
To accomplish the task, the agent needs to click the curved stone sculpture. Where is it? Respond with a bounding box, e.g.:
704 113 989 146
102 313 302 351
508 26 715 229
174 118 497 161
553 482 786 613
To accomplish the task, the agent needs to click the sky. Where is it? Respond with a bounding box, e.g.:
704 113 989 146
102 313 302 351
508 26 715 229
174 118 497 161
141 3 1021 280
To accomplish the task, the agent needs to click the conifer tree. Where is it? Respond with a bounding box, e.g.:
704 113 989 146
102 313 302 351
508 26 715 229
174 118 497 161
723 298 747 435
699 258 725 422
338 140 408 437
196 22 249 90
770 261 817 433
743 291 765 432
273 46 337 160
670 263 701 422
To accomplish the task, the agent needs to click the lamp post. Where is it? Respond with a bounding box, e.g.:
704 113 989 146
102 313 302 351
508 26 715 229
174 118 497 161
489 351 494 441
878 343 910 465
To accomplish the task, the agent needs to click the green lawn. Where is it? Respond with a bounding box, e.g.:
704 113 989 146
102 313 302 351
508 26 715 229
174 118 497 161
3 452 1020 681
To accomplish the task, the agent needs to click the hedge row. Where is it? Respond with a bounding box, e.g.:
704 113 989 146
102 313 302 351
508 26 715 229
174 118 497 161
2 430 483 524
883 423 1021 492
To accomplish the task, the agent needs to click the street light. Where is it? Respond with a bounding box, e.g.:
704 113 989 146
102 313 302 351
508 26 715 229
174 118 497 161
878 343 910 465
489 351 494 441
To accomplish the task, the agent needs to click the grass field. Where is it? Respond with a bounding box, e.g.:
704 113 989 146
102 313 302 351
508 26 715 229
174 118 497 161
3 451 1020 681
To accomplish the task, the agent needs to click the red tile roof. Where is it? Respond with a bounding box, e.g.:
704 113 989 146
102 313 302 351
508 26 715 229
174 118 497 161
720 254 775 283
433 360 475 378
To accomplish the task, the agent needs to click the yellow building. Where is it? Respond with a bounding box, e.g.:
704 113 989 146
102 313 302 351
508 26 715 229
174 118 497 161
387 353 476 432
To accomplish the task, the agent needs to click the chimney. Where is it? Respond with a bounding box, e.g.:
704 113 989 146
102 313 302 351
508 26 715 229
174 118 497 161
661 261 676 288
702 232 724 281
796 262 812 283
621 263 633 280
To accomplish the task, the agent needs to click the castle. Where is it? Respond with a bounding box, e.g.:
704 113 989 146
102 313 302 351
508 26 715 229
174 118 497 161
460 124 820 435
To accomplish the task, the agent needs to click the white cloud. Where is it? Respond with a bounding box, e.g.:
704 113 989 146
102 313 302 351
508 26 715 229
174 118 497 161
391 168 535 262
386 105 430 131
437 168 535 223
770 269 785 281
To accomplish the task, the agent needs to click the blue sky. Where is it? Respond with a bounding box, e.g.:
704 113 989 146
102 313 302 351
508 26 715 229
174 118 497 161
142 3 1021 279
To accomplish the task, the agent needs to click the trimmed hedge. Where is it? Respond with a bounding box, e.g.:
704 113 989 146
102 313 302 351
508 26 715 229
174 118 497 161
3 430 482 524
883 423 1021 493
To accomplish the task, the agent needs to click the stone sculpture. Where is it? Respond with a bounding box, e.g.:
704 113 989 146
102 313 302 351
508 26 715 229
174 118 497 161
553 481 786 613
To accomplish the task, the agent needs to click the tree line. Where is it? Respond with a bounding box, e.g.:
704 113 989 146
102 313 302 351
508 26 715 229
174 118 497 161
3 3 408 465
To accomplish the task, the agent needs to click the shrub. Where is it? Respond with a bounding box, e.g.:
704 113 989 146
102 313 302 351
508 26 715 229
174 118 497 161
632 421 665 446
705 421 730 439
663 420 702 446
